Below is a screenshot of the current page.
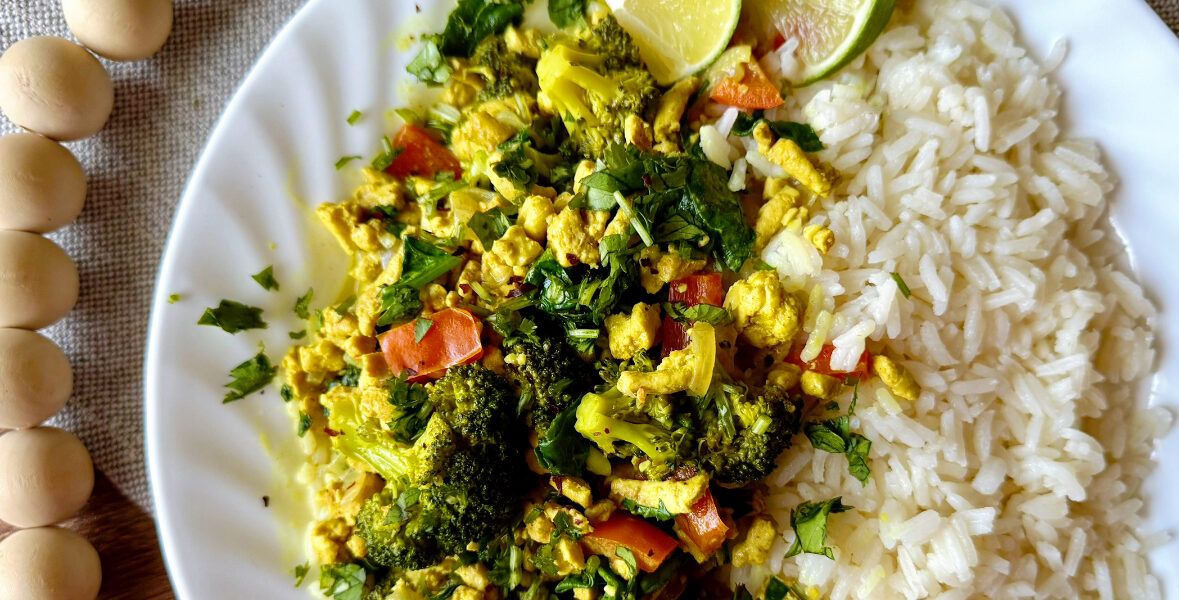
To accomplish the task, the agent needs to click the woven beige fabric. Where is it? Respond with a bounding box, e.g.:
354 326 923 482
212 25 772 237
0 0 1176 510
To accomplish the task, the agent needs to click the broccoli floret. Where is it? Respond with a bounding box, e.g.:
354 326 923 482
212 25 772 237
472 36 539 101
351 364 530 571
697 385 804 486
582 15 643 71
536 31 658 159
574 389 680 479
504 330 593 432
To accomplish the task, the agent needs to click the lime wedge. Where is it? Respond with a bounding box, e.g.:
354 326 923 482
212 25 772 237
605 0 743 86
742 0 896 86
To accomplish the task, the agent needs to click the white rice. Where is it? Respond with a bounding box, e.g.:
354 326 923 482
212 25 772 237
727 1 1167 598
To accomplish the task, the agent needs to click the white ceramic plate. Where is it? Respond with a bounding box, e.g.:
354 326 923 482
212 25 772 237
145 0 1179 597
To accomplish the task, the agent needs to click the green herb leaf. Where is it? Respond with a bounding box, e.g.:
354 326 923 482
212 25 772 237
387 374 434 443
785 497 851 559
346 110 364 125
376 284 422 327
530 543 560 576
167 293 180 304
621 499 675 521
414 316 435 342
551 511 585 541
251 265 280 291
614 546 638 579
318 563 366 600
223 351 277 403
554 556 599 592
293 562 310 587
437 0 526 57
334 296 357 317
280 384 293 402
547 0 586 28
763 577 790 600
732 111 824 152
804 416 872 485
408 38 453 85
534 402 590 476
297 412 312 437
468 207 512 249
400 236 464 288
891 272 912 299
294 288 314 319
662 302 732 325
198 300 267 334
289 329 307 340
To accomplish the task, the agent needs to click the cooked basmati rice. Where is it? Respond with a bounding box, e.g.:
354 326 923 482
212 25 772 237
726 1 1166 598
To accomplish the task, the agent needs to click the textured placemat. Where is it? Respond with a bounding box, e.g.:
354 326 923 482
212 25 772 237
0 0 1176 516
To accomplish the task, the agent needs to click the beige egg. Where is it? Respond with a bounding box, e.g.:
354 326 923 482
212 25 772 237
62 0 174 62
0 329 73 429
0 428 94 528
0 231 79 330
0 133 86 233
0 37 113 141
0 527 101 600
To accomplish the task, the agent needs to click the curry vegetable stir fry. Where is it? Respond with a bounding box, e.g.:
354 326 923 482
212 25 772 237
271 3 921 599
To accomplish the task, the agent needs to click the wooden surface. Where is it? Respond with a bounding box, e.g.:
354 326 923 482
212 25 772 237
0 468 175 599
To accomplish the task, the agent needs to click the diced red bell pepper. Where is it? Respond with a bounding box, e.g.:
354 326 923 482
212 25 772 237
385 124 462 180
786 344 871 379
379 308 482 381
663 274 725 356
581 512 679 573
674 488 729 556
709 60 784 110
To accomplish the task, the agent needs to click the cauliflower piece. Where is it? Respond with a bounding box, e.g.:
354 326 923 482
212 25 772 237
724 271 801 348
730 518 776 568
441 67 486 109
603 209 631 238
451 586 484 600
574 588 599 600
605 302 661 360
454 563 492 592
492 225 544 267
638 246 706 294
873 355 921 401
547 208 611 267
800 370 841 399
312 517 351 564
486 150 529 201
617 322 715 399
352 168 407 209
653 76 700 153
754 122 831 197
573 160 597 194
481 250 526 295
585 499 616 524
518 195 556 240
608 473 708 515
551 537 586 577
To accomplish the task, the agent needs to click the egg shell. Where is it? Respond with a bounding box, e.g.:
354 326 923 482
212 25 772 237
0 231 79 330
0 527 101 600
0 37 114 141
62 0 174 62
0 133 86 233
0 427 94 528
0 329 73 429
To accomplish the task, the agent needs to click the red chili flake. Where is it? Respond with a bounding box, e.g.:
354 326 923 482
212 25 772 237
323 427 340 437
517 282 537 294
459 284 472 294
642 174 654 187
509 275 524 284
566 254 581 266
639 258 652 267
507 289 524 298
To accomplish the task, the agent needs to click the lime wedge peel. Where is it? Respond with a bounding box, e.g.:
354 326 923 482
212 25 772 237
606 0 743 85
792 0 897 86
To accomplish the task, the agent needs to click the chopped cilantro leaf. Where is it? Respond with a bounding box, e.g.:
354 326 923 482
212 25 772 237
318 563 366 600
198 300 267 334
414 316 434 342
786 497 851 559
297 412 312 437
280 384 293 402
436 0 526 58
376 284 422 327
167 293 180 304
371 136 403 171
467 207 512 249
621 499 674 521
222 350 277 403
252 265 280 291
399 236 463 288
289 329 307 340
662 302 732 325
294 288 314 319
732 111 825 152
534 402 589 476
804 416 873 485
